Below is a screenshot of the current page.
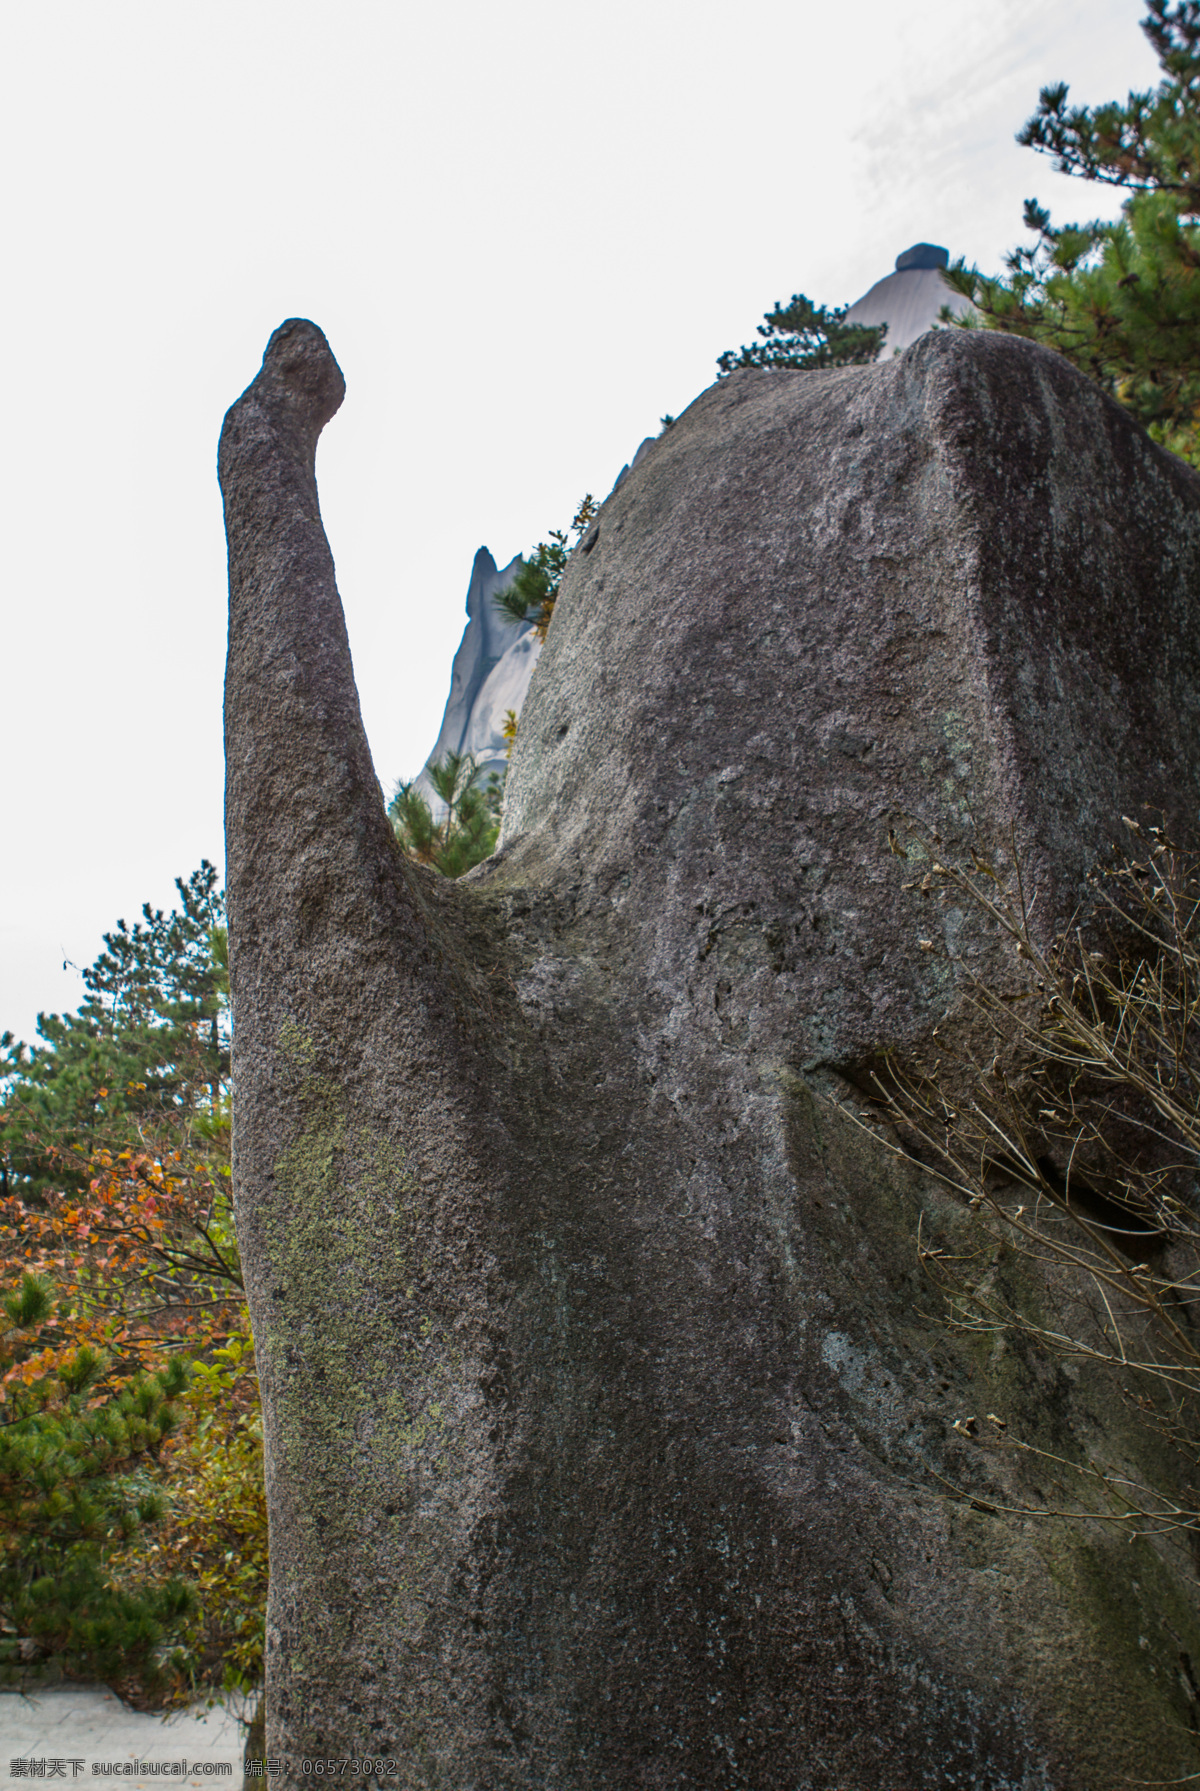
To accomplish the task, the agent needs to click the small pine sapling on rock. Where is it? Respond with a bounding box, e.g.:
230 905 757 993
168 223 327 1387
493 495 599 640
390 751 502 878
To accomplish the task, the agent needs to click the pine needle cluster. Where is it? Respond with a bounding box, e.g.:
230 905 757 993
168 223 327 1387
716 295 886 375
493 495 599 639
390 751 502 878
0 1271 196 1690
944 1 1200 466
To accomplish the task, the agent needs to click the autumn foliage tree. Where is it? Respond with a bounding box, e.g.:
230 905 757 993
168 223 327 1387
0 866 265 1702
1 864 238 1376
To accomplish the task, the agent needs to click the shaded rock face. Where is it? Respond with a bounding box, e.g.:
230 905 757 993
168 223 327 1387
895 242 950 272
502 334 1200 1069
222 321 1200 1789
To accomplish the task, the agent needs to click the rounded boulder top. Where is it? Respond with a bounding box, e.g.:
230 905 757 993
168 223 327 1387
894 241 950 271
259 317 346 420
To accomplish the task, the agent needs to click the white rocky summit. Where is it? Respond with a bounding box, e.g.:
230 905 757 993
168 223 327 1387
412 545 531 810
844 240 977 354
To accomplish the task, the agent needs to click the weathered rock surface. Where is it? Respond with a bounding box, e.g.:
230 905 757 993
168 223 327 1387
417 243 969 801
222 319 1200 1788
414 546 530 806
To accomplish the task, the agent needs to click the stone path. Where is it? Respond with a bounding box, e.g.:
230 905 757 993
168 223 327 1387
1 1685 245 1787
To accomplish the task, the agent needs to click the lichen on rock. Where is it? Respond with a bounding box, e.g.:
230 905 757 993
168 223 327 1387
222 319 1200 1786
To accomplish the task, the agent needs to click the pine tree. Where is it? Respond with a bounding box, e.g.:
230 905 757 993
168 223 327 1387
716 294 885 376
0 869 252 1699
493 496 599 639
1 863 229 1206
0 1271 197 1690
390 752 502 878
943 1 1200 465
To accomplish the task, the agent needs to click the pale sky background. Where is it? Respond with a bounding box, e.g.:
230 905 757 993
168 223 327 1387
1 0 1163 1045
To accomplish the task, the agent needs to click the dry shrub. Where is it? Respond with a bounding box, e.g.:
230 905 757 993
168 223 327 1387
859 814 1200 1536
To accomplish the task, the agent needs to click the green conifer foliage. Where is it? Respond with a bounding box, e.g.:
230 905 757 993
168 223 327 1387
493 535 571 635
943 1 1200 465
1 863 229 1207
0 1274 197 1688
716 294 886 375
390 751 502 878
493 496 599 638
0 869 251 1700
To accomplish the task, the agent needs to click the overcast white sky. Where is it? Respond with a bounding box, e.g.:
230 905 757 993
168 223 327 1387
1 0 1162 1044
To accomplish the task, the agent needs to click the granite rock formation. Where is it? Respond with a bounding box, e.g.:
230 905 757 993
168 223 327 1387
419 244 971 795
844 240 977 355
413 547 531 808
222 318 1200 1788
